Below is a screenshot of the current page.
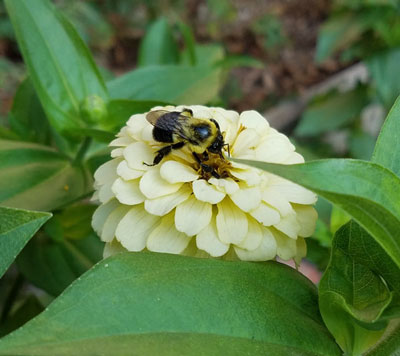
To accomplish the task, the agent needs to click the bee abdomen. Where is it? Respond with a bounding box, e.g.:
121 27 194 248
153 127 174 143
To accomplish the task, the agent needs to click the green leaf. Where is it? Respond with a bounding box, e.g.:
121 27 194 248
349 131 376 160
181 43 224 66
295 86 368 137
315 13 365 63
177 22 196 65
138 18 179 67
108 65 222 105
0 253 341 355
215 55 264 69
367 48 400 109
0 140 93 211
366 320 400 356
319 221 398 355
17 233 103 296
372 95 400 176
0 206 51 278
231 158 400 269
4 0 108 135
8 77 50 144
107 99 170 131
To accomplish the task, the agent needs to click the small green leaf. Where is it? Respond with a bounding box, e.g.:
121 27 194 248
367 49 400 110
0 253 340 355
138 18 179 67
4 0 108 135
315 13 365 63
295 86 368 137
372 95 400 176
0 206 51 278
17 233 103 296
108 65 222 105
319 221 398 355
177 22 196 65
181 44 225 66
0 140 93 211
8 77 50 144
231 158 400 269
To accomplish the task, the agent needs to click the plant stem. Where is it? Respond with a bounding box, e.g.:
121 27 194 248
73 137 92 165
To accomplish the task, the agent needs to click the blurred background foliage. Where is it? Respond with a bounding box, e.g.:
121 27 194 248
1 0 400 330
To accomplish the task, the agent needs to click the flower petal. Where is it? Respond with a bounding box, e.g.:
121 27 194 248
273 211 300 239
92 199 119 236
126 114 148 140
236 216 263 250
117 161 143 180
98 182 116 204
140 169 183 199
192 179 225 204
293 204 318 237
160 160 199 183
232 128 261 156
254 134 294 163
269 177 317 204
239 110 269 132
175 195 212 236
230 168 261 186
103 240 126 258
144 185 191 216
94 158 120 185
101 205 130 242
147 212 191 253
249 202 280 226
196 216 229 257
216 198 248 244
124 142 155 170
209 178 239 195
111 148 124 158
230 185 261 212
272 229 297 261
109 135 134 147
112 178 145 205
115 205 160 251
294 237 307 265
262 187 293 217
235 227 277 261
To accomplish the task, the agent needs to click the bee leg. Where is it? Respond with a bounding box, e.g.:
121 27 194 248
192 152 220 179
143 142 186 166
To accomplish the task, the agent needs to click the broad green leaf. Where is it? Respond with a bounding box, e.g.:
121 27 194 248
0 253 341 355
367 48 400 110
319 221 398 355
315 13 365 63
178 22 196 65
8 77 50 144
231 158 400 269
330 206 351 235
181 43 224 66
0 140 93 211
4 0 108 135
367 320 400 355
107 99 169 131
372 95 400 176
17 233 103 296
295 86 368 137
108 65 222 105
138 18 179 67
0 206 51 278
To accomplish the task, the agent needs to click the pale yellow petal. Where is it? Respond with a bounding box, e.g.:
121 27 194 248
294 237 307 265
230 185 261 212
124 142 155 170
139 169 182 199
249 202 280 226
235 227 277 261
293 204 318 237
115 205 160 251
236 216 263 250
270 177 317 204
209 178 239 195
98 182 115 204
94 158 120 185
175 195 212 236
192 179 225 204
103 240 127 259
283 152 305 164
230 168 261 186
140 124 154 142
273 229 297 261
126 114 148 141
92 199 119 236
273 211 300 239
239 110 269 132
101 205 130 242
262 187 293 217
196 216 229 257
147 212 191 253
160 160 199 183
216 198 248 244
232 128 261 156
254 134 294 163
111 148 124 158
117 161 143 180
112 178 145 205
144 185 191 216
109 135 134 147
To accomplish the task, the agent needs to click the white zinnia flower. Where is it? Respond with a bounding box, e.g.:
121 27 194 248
92 105 317 263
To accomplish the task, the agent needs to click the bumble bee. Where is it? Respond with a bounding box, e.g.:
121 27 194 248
144 108 229 178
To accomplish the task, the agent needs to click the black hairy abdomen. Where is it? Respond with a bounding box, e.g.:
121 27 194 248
153 127 174 143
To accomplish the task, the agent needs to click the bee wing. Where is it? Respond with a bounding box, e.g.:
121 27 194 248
146 110 191 140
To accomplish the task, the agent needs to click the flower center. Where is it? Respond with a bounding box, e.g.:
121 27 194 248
194 152 236 181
